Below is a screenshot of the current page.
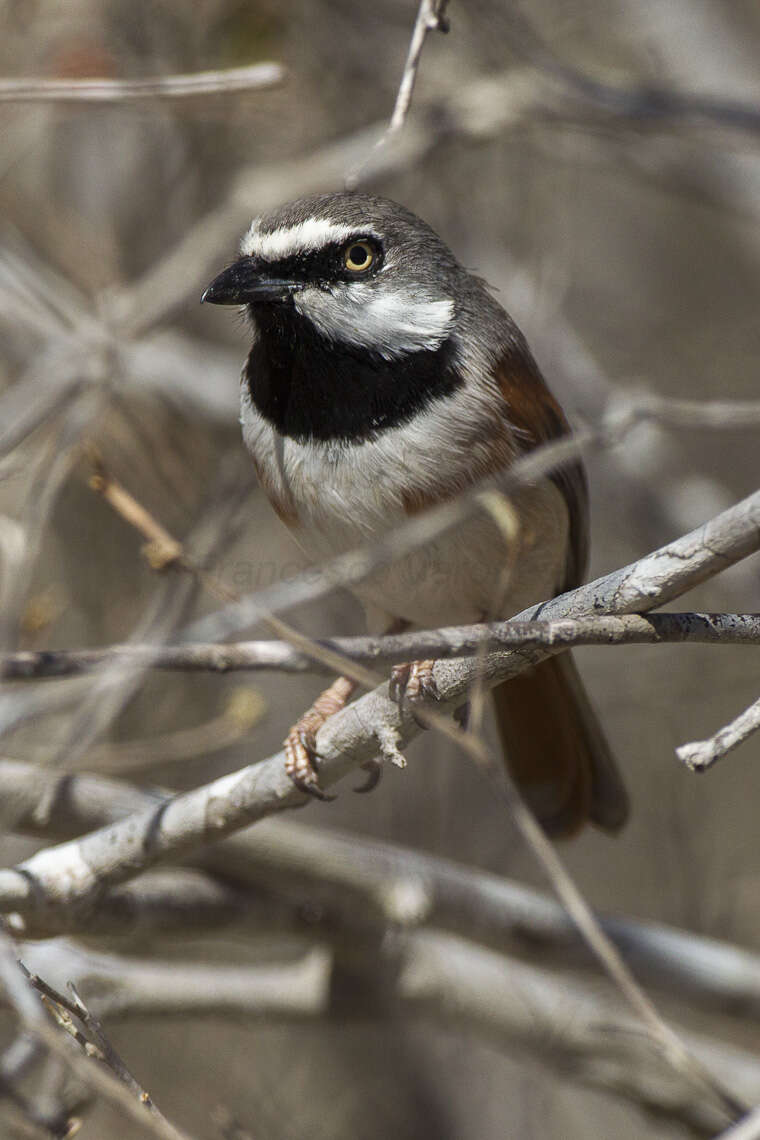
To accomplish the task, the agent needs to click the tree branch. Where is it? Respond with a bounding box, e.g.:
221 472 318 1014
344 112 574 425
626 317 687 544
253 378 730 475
4 759 760 1020
677 695 760 773
717 1105 760 1140
0 63 284 104
0 926 192 1140
19 935 760 1136
0 488 757 923
345 0 450 188
2 611 759 679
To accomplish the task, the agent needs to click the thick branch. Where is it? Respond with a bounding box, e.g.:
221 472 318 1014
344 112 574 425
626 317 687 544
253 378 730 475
4 761 760 1022
717 1106 760 1140
20 935 760 1136
0 489 758 921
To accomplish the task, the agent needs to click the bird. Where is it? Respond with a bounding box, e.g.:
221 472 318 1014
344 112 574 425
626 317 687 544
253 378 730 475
202 191 629 837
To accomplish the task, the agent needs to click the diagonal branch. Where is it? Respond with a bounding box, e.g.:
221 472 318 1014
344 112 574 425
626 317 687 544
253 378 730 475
677 695 760 773
19 936 760 1136
4 760 760 1021
345 0 450 188
0 487 757 921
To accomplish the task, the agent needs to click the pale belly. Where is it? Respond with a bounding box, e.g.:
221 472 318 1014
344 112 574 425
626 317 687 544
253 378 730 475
243 394 570 631
292 481 570 630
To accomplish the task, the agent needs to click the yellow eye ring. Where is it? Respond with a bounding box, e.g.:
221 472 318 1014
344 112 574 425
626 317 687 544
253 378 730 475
343 240 375 273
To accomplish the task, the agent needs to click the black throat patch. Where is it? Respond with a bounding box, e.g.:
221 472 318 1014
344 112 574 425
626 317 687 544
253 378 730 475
244 303 462 444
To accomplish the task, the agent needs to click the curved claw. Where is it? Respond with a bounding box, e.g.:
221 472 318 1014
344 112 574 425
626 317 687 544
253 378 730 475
353 759 383 794
292 775 337 803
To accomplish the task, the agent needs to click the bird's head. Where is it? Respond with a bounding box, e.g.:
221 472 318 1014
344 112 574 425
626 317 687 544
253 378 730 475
202 192 511 443
201 192 468 360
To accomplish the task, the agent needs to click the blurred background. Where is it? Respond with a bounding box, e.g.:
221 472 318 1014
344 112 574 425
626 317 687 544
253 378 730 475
1 0 760 1136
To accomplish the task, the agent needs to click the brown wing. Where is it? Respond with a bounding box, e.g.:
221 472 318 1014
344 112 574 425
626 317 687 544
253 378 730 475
492 338 628 836
494 341 589 591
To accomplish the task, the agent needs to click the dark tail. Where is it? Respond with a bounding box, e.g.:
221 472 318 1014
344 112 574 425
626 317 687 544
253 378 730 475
492 652 629 838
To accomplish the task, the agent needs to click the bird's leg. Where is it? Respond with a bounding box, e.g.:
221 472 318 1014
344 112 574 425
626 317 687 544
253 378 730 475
284 675 358 800
285 618 424 799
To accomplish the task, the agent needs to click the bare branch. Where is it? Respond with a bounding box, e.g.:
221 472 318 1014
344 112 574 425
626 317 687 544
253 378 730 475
0 63 284 104
0 487 757 922
5 758 760 1020
86 445 183 570
19 936 760 1136
0 926 193 1140
717 1106 760 1140
2 612 759 680
677 696 760 773
499 4 760 137
345 0 450 188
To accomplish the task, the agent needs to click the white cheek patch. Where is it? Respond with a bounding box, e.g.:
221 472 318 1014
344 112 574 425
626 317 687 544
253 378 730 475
294 284 455 358
242 218 379 261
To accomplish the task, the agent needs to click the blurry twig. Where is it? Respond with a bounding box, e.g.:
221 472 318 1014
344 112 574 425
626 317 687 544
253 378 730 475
717 1106 760 1140
14 868 258 942
0 925 192 1140
184 393 760 645
0 63 284 104
501 5 760 137
345 0 450 188
87 688 266 774
7 758 760 1019
18 937 760 1135
87 445 183 571
34 458 256 795
677 696 760 773
85 448 387 697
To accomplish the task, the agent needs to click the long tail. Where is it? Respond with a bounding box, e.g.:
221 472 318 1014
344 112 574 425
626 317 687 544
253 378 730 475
492 652 629 838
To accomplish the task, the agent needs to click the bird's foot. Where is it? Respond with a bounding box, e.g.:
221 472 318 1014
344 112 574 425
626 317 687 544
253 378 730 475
389 659 439 709
284 676 357 800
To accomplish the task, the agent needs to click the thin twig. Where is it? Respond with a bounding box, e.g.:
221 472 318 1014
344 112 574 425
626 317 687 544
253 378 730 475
677 696 760 773
67 981 161 1117
0 63 284 104
19 937 760 1135
3 612 759 679
184 427 760 646
345 0 450 187
499 5 760 137
87 445 183 570
0 926 193 1140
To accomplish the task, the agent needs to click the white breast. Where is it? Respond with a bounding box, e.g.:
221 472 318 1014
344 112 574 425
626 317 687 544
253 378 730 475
241 380 569 628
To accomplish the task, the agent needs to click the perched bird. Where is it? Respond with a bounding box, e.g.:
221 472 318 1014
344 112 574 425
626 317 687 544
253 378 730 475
202 192 629 837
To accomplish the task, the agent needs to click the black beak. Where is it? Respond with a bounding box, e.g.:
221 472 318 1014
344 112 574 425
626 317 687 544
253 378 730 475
201 258 301 305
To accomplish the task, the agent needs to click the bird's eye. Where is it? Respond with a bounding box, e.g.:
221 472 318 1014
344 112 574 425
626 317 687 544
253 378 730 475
343 240 376 273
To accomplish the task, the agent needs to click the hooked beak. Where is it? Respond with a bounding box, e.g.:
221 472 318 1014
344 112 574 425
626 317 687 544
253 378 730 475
201 258 301 305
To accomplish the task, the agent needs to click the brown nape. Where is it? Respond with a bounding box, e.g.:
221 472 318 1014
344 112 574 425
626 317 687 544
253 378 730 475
492 652 629 838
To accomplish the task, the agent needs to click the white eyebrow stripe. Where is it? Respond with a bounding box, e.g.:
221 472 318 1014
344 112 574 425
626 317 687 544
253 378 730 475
241 218 379 260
